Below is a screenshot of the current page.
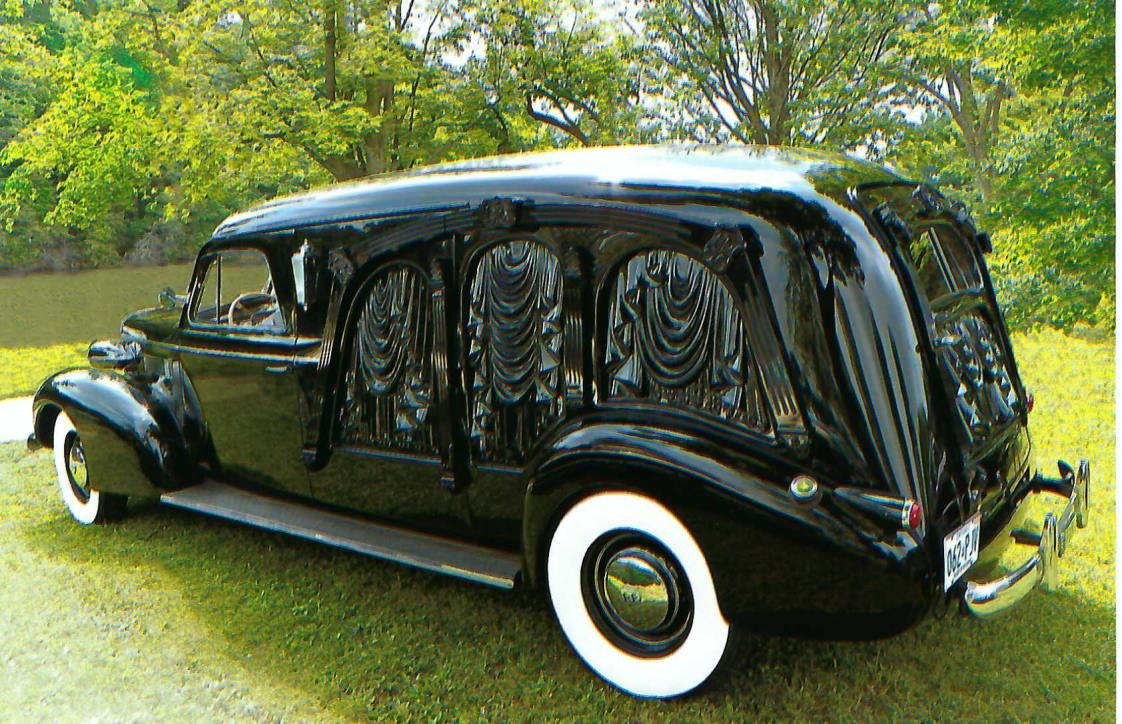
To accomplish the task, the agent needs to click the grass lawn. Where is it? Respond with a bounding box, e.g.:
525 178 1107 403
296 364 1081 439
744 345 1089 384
0 328 1113 719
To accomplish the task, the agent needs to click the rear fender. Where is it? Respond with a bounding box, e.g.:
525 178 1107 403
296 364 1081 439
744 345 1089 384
521 414 935 635
33 368 198 497
522 414 812 587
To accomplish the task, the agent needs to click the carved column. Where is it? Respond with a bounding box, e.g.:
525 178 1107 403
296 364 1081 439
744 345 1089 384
562 247 585 411
429 258 456 484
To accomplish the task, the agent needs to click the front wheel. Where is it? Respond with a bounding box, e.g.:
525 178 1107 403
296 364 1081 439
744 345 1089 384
546 491 733 698
52 412 126 525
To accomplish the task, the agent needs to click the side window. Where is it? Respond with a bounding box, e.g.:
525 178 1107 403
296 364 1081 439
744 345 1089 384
465 239 564 463
908 224 983 302
190 249 286 333
339 265 436 455
604 249 768 432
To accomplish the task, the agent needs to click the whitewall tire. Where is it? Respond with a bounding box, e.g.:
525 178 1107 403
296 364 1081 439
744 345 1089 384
546 491 732 698
53 412 125 525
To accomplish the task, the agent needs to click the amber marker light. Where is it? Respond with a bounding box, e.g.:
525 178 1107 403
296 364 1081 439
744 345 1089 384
789 475 821 505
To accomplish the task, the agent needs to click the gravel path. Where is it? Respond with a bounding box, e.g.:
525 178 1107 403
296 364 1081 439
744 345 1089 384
0 397 32 444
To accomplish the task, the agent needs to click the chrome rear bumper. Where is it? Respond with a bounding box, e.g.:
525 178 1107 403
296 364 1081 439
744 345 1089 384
962 460 1090 619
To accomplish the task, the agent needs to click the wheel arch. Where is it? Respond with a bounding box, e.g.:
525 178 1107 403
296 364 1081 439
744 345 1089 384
33 401 61 449
519 416 785 597
32 368 200 497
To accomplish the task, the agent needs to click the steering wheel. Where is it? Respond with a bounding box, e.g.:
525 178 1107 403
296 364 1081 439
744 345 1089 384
227 292 274 326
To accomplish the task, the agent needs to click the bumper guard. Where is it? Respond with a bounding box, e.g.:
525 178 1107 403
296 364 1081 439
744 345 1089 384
962 459 1090 619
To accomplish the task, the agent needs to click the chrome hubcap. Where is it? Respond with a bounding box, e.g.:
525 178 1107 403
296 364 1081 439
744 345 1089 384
583 535 693 657
602 548 675 632
67 436 90 496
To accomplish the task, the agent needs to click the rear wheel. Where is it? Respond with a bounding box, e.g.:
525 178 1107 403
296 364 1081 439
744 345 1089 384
52 412 126 524
546 491 732 698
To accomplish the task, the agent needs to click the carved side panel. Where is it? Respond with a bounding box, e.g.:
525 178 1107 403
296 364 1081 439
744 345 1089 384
340 266 436 453
465 240 564 463
605 250 767 431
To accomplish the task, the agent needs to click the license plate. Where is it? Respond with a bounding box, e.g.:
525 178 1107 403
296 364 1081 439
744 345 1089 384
944 513 981 591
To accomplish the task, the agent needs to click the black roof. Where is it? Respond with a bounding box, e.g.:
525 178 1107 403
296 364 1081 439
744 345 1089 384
211 144 904 240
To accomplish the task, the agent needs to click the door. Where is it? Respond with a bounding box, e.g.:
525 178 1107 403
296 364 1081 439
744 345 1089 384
310 260 459 533
177 247 310 497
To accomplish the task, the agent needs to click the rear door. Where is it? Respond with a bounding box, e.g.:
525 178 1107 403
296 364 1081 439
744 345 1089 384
859 185 1031 521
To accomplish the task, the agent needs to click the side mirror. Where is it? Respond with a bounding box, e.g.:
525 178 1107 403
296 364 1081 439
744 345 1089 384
158 287 187 310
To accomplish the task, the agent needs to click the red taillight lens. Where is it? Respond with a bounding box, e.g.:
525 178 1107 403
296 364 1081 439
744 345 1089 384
902 500 923 530
909 501 923 529
1026 391 1035 413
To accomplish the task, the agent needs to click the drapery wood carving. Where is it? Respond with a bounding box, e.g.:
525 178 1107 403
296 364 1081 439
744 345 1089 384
465 240 564 462
340 265 435 453
605 250 766 430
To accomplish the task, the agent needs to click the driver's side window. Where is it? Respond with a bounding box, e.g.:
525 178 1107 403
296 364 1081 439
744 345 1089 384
189 249 286 333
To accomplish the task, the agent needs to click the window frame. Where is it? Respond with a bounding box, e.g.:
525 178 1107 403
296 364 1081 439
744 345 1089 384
186 246 290 336
905 221 985 305
594 239 782 444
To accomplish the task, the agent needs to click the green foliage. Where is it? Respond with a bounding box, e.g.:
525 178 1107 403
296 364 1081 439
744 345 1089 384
0 0 1113 330
463 0 647 148
884 0 1114 328
1 50 161 263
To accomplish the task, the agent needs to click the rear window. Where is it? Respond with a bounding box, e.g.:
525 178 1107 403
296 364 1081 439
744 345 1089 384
906 224 983 301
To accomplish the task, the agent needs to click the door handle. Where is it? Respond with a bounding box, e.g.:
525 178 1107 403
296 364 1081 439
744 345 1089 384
264 364 292 375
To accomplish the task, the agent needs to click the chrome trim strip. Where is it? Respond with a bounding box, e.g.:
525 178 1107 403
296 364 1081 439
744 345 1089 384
144 337 295 364
962 460 1090 619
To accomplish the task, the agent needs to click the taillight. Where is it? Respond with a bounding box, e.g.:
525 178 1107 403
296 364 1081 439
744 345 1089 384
1026 391 1035 413
902 500 923 530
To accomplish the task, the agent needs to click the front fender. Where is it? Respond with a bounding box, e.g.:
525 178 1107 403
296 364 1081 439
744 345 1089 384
522 411 936 638
33 368 198 497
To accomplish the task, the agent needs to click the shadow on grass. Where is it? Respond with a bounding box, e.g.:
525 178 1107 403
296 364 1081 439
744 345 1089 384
22 495 1115 720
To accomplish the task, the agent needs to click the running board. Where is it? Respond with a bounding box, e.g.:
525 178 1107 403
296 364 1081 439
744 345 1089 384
160 481 521 589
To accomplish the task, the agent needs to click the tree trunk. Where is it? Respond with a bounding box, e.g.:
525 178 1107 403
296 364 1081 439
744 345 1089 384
362 78 396 176
324 5 337 101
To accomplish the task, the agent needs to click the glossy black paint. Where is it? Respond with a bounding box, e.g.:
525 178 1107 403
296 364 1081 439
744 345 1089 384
521 407 931 636
33 367 199 496
33 145 1043 640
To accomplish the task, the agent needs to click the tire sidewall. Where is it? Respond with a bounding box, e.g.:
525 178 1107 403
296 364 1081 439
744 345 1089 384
53 412 102 525
546 491 731 698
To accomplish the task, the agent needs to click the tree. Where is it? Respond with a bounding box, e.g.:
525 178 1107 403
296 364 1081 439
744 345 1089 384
888 0 1114 328
461 0 646 148
641 0 900 147
890 2 1015 204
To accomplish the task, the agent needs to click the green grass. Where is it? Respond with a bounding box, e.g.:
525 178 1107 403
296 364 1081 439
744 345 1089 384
0 264 194 398
0 343 88 398
0 329 1113 719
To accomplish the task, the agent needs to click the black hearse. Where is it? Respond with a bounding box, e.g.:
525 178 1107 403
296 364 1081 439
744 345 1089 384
30 145 1090 698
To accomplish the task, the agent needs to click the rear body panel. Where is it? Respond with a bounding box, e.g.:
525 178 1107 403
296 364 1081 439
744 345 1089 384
852 183 1033 565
